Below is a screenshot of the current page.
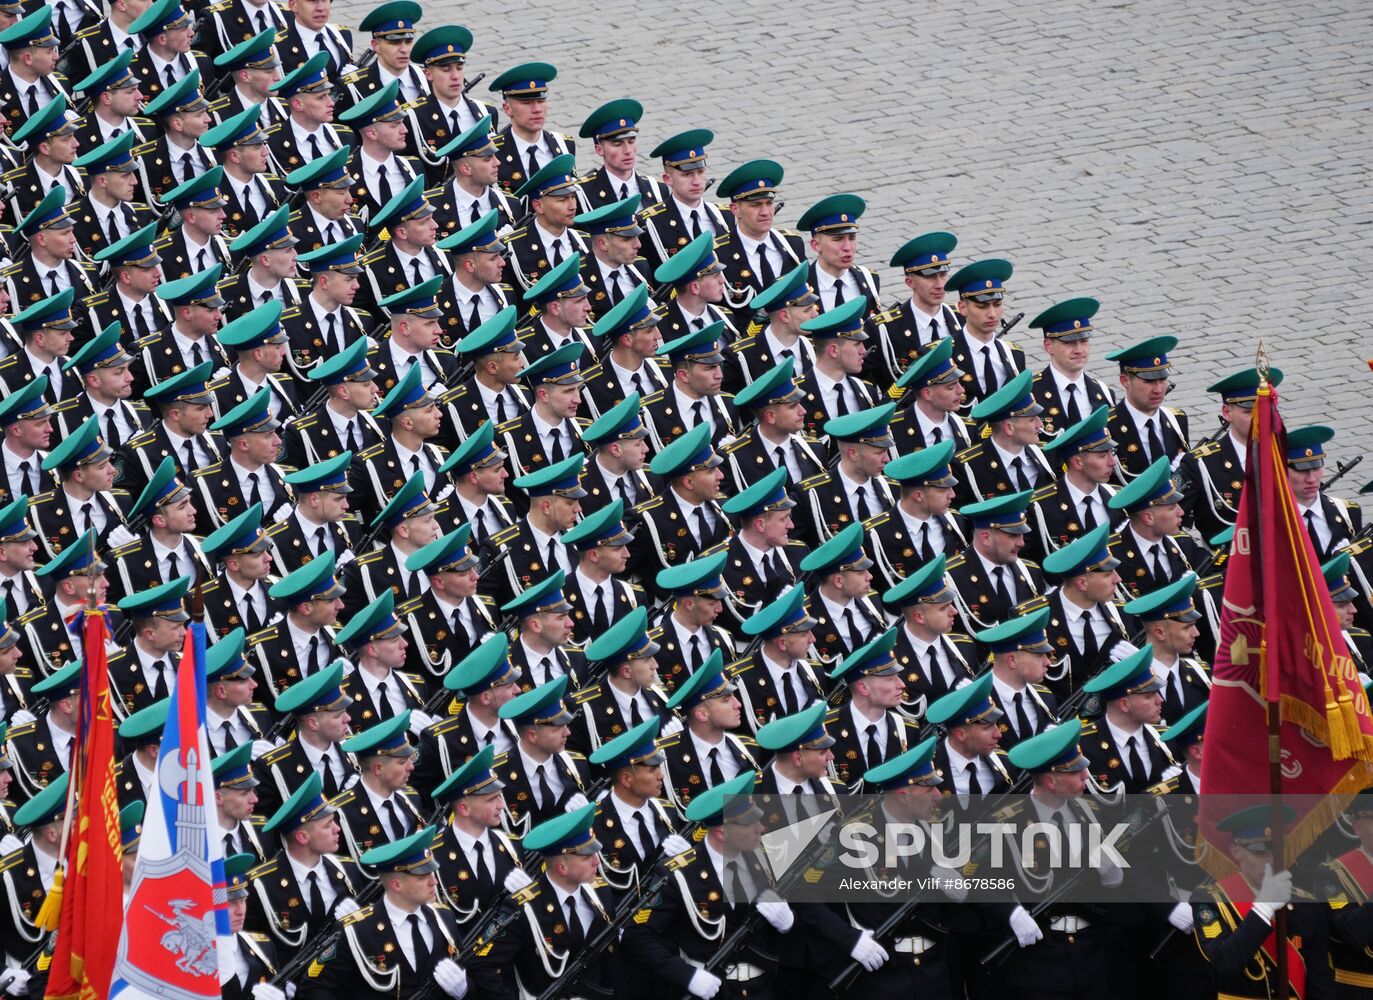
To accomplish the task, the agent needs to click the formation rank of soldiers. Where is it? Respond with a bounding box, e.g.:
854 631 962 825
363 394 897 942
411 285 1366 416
0 0 1368 997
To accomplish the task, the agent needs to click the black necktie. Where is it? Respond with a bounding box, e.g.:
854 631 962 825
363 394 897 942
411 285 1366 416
707 747 725 786
833 380 850 416
634 809 655 854
411 258 424 287
690 401 705 429
472 841 494 898
376 163 393 208
166 549 180 580
25 85 38 116
537 656 553 687
832 279 845 306
104 409 123 451
18 461 32 501
1165 668 1185 723
1010 456 1027 493
377 681 394 720
2 579 17 617
536 763 554 812
149 659 168 700
688 635 704 671
307 134 323 162
246 472 262 509
1065 383 1082 425
79 502 94 534
694 507 711 545
689 209 702 239
928 317 941 345
966 762 981 795
307 635 322 673
131 302 150 339
473 508 488 544
842 608 862 650
864 724 882 768
607 269 623 305
591 584 608 636
629 696 643 726
1305 509 1322 557
223 832 237 857
345 421 360 453
526 145 540 181
382 798 404 841
243 591 263 635
407 914 431 972
631 372 647 397
1126 734 1147 783
992 566 1012 610
773 446 788 475
1080 608 1100 662
564 896 585 950
1013 691 1033 739
1151 544 1169 585
755 243 776 287
306 871 326 918
183 440 197 474
917 522 935 563
1145 417 1164 463
781 670 801 716
468 295 482 332
926 645 945 691
1081 495 1098 530
855 485 873 522
546 537 559 573
47 270 61 296
255 9 267 31
450 109 463 137
324 222 338 244
313 527 329 556
319 751 338 797
980 346 998 395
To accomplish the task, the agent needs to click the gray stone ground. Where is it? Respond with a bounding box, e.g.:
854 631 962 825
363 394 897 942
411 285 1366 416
335 0 1373 493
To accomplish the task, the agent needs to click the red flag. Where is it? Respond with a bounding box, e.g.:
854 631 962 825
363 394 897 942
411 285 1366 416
1198 378 1373 875
43 608 123 1000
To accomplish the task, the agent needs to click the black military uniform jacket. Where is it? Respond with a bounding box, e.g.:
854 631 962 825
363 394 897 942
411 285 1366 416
2 257 98 330
209 369 302 428
114 750 153 810
659 727 759 813
340 666 426 732
486 517 573 608
506 634 583 694
865 298 964 386
430 180 519 242
495 411 588 486
1193 432 1246 541
948 328 1027 408
731 648 826 737
800 369 879 439
591 793 678 890
6 715 68 802
1109 527 1210 602
945 547 1046 635
512 317 596 369
808 261 884 323
106 646 180 718
263 511 358 578
129 49 213 107
797 468 894 546
338 544 418 623
288 207 364 254
628 490 730 589
411 708 519 807
432 824 520 927
1028 588 1132 700
1108 401 1191 483
497 746 590 835
717 219 806 305
367 339 458 400
50 393 149 453
827 701 914 790
1080 718 1174 794
221 931 278 1000
1321 848 1373 991
0 842 53 960
202 0 291 65
0 350 83 406
133 133 217 204
933 738 1013 796
155 228 233 282
276 19 354 77
721 326 815 396
721 536 805 617
869 507 970 594
564 572 639 646
346 148 423 226
578 165 664 212
890 402 974 465
500 223 588 293
492 125 575 194
1028 476 1121 562
72 116 153 173
67 196 160 264
217 168 289 241
0 75 74 151
246 620 342 701
86 290 172 358
279 404 386 472
351 438 449 526
892 628 977 718
28 487 133 563
721 426 826 499
568 675 669 756
255 737 359 817
191 456 297 531
16 601 81 680
637 197 727 277
808 592 888 667
578 356 667 425
573 452 656 522
402 91 500 184
957 439 1054 503
107 534 212 607
0 664 35 729
466 871 617 1000
434 371 522 444
649 611 735 698
135 325 231 393
246 849 362 960
654 299 740 349
578 252 647 324
397 591 498 692
280 298 372 385
334 783 425 858
1191 880 1332 1000
200 577 281 640
641 387 738 453
1031 366 1115 441
67 22 131 98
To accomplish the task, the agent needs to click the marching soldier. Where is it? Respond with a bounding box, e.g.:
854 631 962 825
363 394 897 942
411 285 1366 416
560 499 640 645
635 423 730 582
128 0 210 101
946 490 1045 632
800 521 888 664
723 263 818 396
1193 367 1271 541
211 303 302 427
1321 793 1373 993
489 456 583 604
926 674 1013 798
659 649 758 810
1107 455 1208 600
403 25 500 182
644 320 739 453
5 188 99 331
277 0 354 79
67 0 146 95
106 455 206 606
1104 336 1192 488
0 772 68 965
400 524 498 688
797 193 883 325
436 210 516 351
516 252 596 365
412 635 521 802
1324 552 1373 676
269 52 349 174
1027 297 1116 440
335 590 432 733
638 129 726 277
197 384 295 531
338 470 442 622
270 452 358 575
1078 644 1174 794
279 339 384 472
440 421 516 558
438 305 525 439
568 606 669 756
429 123 519 241
577 394 655 519
492 675 590 834
358 364 447 517
734 583 826 736
339 2 429 109
719 467 805 614
71 133 159 262
575 194 647 325
1123 573 1212 725
246 770 364 964
282 235 368 385
826 628 915 789
870 441 966 592
653 230 739 348
251 552 346 699
7 660 81 802
108 576 191 718
716 159 808 328
156 167 233 280
0 378 57 507
723 359 826 508
361 185 452 327
214 744 271 864
31 414 135 560
88 226 171 349
888 325 973 464
576 98 664 211
866 231 962 385
341 80 425 227
114 696 169 809
0 495 42 629
500 153 586 293
1287 424 1361 562
285 147 362 252
28 529 110 673
0 608 30 728
881 554 977 719
140 267 230 391
495 343 587 484
1034 523 1132 699
580 285 666 423
137 69 217 204
0 291 83 405
255 663 359 815
209 33 289 153
221 852 283 1000
208 31 287 118
8 96 84 227
961 370 1053 504
495 569 580 692
797 404 896 544
650 552 736 696
71 51 154 172
370 277 456 399
970 610 1060 755
0 9 70 137
334 711 425 857
1029 406 1122 560
221 210 302 326
204 627 275 756
58 323 149 466
945 259 1026 408
201 507 282 641
488 61 575 195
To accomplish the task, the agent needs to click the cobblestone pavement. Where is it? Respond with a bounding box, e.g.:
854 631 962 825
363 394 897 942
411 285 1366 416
335 0 1373 492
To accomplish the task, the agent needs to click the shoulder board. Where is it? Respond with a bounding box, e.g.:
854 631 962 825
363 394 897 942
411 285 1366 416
0 167 25 182
1079 719 1099 737
356 443 385 461
864 511 890 529
489 524 520 546
720 435 751 456
191 461 224 478
6 720 35 737
726 656 754 675
247 857 277 879
0 264 21 278
76 23 105 37
111 540 143 558
570 684 600 705
1193 440 1221 458
358 249 387 267
640 389 666 405
799 472 831 492
17 607 45 626
631 496 663 515
944 552 967 570
956 443 983 462
640 203 667 219
132 141 158 157
341 904 372 926
49 396 82 415
1014 595 1049 615
732 334 757 350
331 786 358 806
495 417 522 433
396 595 423 616
339 70 364 85
265 520 292 538
1148 775 1180 795
1031 482 1058 502
0 849 25 874
873 306 902 325
0 357 18 371
357 549 385 565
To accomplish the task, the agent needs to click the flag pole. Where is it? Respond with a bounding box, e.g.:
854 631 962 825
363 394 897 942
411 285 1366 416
1254 341 1290 996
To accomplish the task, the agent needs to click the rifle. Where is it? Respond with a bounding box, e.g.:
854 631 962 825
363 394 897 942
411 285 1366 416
1187 416 1229 458
462 72 488 95
1324 455 1364 493
263 709 297 744
997 312 1026 339
268 864 385 987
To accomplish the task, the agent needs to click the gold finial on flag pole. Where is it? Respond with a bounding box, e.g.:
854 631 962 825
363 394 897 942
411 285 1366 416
1256 340 1271 387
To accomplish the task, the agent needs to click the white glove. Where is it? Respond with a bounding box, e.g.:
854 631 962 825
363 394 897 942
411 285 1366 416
0 834 23 856
686 968 721 999
271 503 294 524
662 834 691 858
754 897 794 933
333 896 361 918
251 984 286 1000
106 525 137 549
848 929 888 972
660 715 684 738
409 710 438 735
1010 905 1043 947
1108 640 1140 663
433 958 468 999
1252 863 1293 922
1168 901 1194 933
9 709 34 727
503 868 533 894
1 968 30 996
284 986 296 1000
564 792 589 813
932 865 967 902
251 739 276 759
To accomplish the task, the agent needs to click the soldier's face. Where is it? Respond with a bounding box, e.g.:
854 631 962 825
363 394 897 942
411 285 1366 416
36 226 77 259
960 720 1002 757
372 35 413 73
627 761 663 799
307 594 345 627
313 186 352 219
534 192 578 229
530 720 570 754
218 785 258 821
1003 413 1043 447
502 95 546 133
471 248 505 284
623 326 660 360
35 325 73 359
174 400 215 436
402 402 442 439
147 617 186 652
811 233 856 271
303 813 340 854
905 270 948 312
0 539 37 570
289 0 332 31
174 108 212 139
702 692 742 730
424 63 464 102
191 206 227 236
1043 336 1090 375
555 852 599 885
661 164 706 203
228 550 273 581
1009 650 1049 684
369 118 409 153
122 263 162 296
185 302 224 337
232 141 272 176
853 442 888 479
763 400 806 436
686 595 722 627
960 296 1005 337
1155 619 1198 656
10 415 52 450
320 270 357 304
982 527 1024 563
397 213 436 249
1222 402 1252 438
377 750 415 790
401 512 440 547
549 294 591 329
685 465 724 501
834 337 866 375
535 608 575 646
858 672 905 708
228 897 247 933
598 233 640 267
912 601 957 635
592 542 630 575
921 484 956 517
437 566 479 599
315 706 350 742
1119 372 1167 412
0 644 20 675
730 197 775 239
108 85 144 118
781 301 820 334
1079 567 1120 605
594 135 637 174
1122 690 1163 725
239 66 278 100
796 745 833 779
1229 843 1272 885
1143 500 1184 536
462 153 501 187
161 24 194 53
315 490 350 522
470 461 507 494
41 134 79 165
757 509 793 548
920 379 965 415
541 383 581 420
101 170 140 203
460 789 506 829
1073 449 1116 484
22 46 57 76
838 567 873 599
547 495 580 531
608 436 648 471
76 457 117 493
683 360 722 397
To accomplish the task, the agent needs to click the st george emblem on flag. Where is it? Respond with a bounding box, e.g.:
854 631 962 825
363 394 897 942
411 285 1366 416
112 619 233 999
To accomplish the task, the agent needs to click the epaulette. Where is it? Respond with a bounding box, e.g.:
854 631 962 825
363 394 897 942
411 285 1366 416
356 442 385 461
265 520 292 538
720 434 750 456
873 306 902 325
260 742 294 765
490 524 520 546
1031 482 1058 502
1079 719 1099 737
5 720 35 738
206 375 232 391
1014 595 1050 615
358 248 387 267
656 731 681 748
1147 775 1180 796
0 357 17 372
0 847 27 872
956 443 983 462
75 22 106 38
245 931 271 943
192 461 225 479
338 70 364 85
823 705 841 724
570 684 600 705
330 786 358 806
944 552 967 570
798 471 831 492
17 607 44 626
132 140 158 157
0 263 21 278
396 595 424 616
639 203 667 219
131 116 154 128
341 904 373 926
110 540 143 558
247 624 281 645
502 226 528 242
574 416 591 429
731 334 757 351
357 548 385 566
49 396 82 415
1192 440 1221 459
727 655 754 675
862 511 890 530
247 857 277 879
28 490 54 505
208 96 231 113
292 413 318 430
565 750 586 761
631 496 663 515
495 417 522 433
640 389 666 405
0 166 24 182
1021 557 1042 571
